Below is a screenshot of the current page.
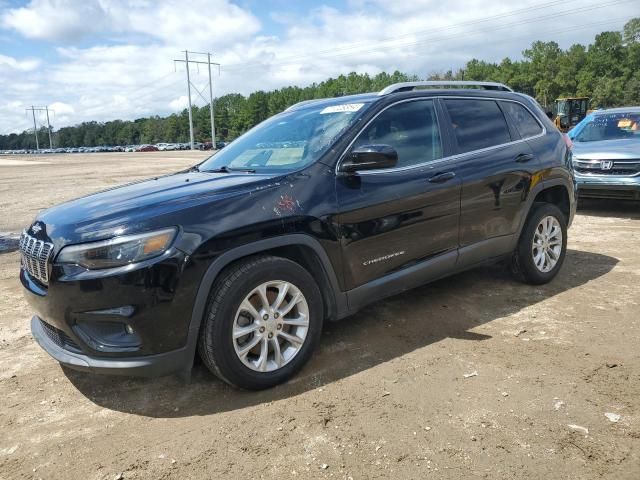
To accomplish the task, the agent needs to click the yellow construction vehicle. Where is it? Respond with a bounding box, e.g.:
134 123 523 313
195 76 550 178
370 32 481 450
554 97 589 132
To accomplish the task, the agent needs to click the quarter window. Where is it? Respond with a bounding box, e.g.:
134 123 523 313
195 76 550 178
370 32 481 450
444 99 512 153
353 100 442 168
501 101 543 139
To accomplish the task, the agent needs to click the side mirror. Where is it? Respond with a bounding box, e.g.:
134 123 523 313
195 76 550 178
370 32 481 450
339 144 398 173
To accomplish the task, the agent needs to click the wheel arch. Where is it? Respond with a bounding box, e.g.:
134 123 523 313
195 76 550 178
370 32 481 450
532 184 571 222
183 235 347 369
511 178 574 251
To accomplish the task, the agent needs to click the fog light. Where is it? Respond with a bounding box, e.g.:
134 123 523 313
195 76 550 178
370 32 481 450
125 324 134 335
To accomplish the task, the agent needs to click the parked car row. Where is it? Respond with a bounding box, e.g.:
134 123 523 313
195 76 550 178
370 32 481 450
1 146 126 154
1 141 228 155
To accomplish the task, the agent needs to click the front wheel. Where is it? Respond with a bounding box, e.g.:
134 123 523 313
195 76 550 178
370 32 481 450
513 203 568 285
198 256 323 389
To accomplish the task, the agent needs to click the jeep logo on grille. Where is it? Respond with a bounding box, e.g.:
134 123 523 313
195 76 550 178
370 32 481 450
30 224 42 234
600 160 614 170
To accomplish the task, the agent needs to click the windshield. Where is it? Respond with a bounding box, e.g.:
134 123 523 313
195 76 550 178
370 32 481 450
557 100 568 116
572 111 640 142
199 102 370 173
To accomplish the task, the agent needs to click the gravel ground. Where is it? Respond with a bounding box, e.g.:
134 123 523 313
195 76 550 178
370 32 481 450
1 153 639 480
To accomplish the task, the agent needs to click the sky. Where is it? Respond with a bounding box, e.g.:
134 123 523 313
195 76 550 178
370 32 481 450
1 0 639 135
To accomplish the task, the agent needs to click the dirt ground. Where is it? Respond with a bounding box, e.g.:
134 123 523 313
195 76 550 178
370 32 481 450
1 153 639 480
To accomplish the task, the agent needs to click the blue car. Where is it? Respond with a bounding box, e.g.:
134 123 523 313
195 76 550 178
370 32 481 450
568 108 640 201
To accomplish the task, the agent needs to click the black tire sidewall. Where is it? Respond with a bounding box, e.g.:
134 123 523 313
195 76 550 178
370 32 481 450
204 258 323 390
517 203 568 284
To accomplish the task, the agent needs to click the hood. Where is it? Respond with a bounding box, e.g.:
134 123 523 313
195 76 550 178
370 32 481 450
32 170 283 248
572 137 640 160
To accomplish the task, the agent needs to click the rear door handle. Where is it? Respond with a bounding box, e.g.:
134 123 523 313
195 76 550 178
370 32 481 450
515 153 535 163
428 171 456 183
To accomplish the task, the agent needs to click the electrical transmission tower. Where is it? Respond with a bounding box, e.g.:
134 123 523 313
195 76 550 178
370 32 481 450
25 106 54 150
173 51 220 150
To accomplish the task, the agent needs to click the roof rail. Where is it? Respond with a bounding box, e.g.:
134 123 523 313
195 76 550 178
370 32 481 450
284 98 327 112
378 81 513 96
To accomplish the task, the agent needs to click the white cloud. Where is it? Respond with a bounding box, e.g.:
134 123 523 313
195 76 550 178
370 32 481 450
2 0 109 42
0 54 40 71
0 54 43 133
47 101 75 126
1 0 638 134
169 95 189 111
1 0 260 45
49 101 74 115
122 0 261 46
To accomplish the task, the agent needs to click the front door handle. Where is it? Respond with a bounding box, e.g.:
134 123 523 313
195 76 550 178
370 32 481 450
428 171 456 183
515 153 535 163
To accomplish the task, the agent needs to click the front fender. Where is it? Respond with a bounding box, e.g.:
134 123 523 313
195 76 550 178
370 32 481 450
182 234 347 369
510 176 575 251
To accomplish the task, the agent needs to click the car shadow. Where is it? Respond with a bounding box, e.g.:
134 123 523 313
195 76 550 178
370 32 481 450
578 198 640 219
0 233 20 254
64 248 618 418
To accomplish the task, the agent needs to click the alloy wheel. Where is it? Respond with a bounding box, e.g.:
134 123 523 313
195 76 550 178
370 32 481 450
232 281 309 372
531 215 563 273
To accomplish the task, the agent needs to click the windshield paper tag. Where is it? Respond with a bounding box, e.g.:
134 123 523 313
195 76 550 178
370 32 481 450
320 103 364 114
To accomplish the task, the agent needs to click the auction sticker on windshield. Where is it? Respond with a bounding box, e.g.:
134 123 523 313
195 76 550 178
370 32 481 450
320 103 364 114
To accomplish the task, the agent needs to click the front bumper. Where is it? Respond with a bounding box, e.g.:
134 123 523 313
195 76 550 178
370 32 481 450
20 244 207 377
31 315 191 376
575 174 640 200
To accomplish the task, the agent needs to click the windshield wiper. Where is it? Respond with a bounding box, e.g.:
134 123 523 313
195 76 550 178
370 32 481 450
206 165 256 173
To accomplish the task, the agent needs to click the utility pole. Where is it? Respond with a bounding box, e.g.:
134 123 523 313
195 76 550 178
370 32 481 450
26 106 40 150
30 106 39 150
45 106 53 149
207 52 216 146
25 106 54 150
184 50 195 150
173 51 220 150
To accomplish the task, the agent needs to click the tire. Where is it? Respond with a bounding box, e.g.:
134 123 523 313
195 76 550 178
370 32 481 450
512 203 567 285
197 255 324 390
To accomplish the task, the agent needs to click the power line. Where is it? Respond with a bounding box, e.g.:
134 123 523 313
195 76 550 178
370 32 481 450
259 17 629 79
223 0 580 71
222 0 636 73
117 70 177 98
12 1 633 136
455 16 631 64
225 2 632 72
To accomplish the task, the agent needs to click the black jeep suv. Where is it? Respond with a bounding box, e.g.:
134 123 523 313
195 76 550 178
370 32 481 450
20 81 576 389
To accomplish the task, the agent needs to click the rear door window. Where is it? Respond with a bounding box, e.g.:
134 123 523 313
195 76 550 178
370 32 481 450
443 99 512 154
501 101 543 139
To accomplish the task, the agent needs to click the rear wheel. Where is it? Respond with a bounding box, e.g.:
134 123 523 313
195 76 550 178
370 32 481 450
513 203 567 285
198 255 323 389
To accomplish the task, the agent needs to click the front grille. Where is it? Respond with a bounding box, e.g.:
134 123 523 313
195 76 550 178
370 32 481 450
19 232 53 285
574 158 640 177
39 319 81 352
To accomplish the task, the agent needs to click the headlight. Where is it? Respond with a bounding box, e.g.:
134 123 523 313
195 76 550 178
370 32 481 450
56 228 177 269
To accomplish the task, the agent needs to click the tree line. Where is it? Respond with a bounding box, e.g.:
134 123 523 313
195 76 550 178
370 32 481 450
2 18 639 150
